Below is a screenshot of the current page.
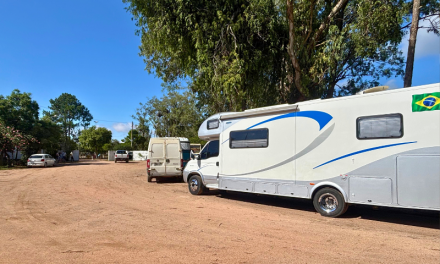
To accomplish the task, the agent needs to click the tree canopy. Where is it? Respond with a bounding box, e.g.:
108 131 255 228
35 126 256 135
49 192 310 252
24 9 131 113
134 83 206 143
78 126 112 154
0 89 39 133
44 93 93 150
124 0 409 111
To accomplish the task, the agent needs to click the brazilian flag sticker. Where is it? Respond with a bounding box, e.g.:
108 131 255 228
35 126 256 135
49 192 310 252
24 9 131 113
412 92 440 112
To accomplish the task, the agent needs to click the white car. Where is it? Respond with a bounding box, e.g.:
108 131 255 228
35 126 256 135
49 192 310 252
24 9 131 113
27 154 56 167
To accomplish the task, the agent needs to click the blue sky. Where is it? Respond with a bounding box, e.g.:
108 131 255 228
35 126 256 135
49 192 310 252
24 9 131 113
1 1 439 140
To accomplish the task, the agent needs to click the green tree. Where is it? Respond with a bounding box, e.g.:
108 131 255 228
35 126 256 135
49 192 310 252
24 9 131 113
28 118 63 157
103 139 121 151
0 122 38 166
125 0 407 110
123 129 149 150
0 89 39 133
136 84 206 141
78 126 112 154
44 93 93 150
132 102 152 149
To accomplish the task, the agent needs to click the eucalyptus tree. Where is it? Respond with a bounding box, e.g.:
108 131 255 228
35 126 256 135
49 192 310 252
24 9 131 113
403 0 439 87
125 0 409 109
135 83 206 142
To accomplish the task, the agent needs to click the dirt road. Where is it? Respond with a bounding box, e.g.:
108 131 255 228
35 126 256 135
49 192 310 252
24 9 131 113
0 161 438 263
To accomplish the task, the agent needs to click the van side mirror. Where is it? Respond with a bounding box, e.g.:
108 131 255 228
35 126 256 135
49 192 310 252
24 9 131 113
196 154 201 160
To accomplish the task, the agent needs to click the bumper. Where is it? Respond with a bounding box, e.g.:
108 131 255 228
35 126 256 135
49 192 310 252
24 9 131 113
183 170 190 183
27 162 44 167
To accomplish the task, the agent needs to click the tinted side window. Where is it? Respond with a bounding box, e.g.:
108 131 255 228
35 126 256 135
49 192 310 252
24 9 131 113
230 129 269 148
207 140 219 158
357 113 403 139
199 142 209 159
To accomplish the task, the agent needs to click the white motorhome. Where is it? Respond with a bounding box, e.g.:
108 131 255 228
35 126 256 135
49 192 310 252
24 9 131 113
183 83 440 217
147 137 191 182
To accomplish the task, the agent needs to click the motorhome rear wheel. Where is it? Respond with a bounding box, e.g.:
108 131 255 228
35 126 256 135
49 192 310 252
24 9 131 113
313 188 348 217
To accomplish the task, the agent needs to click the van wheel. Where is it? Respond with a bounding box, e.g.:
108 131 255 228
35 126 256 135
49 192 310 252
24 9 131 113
188 175 206 195
114 160 117 163
147 174 153 182
313 187 348 217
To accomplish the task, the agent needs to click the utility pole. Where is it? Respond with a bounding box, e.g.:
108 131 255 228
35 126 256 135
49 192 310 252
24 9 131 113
131 121 133 148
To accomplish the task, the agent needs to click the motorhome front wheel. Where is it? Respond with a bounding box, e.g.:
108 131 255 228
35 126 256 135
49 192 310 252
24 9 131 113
188 175 206 195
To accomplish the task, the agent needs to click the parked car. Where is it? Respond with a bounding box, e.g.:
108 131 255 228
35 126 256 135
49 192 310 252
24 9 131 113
27 154 56 167
115 150 129 163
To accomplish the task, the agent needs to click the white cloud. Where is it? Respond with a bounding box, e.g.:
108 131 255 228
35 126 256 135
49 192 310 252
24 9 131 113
400 19 440 59
112 122 132 133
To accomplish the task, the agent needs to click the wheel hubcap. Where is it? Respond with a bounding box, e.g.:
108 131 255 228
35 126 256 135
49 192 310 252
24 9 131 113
190 178 199 192
318 193 338 213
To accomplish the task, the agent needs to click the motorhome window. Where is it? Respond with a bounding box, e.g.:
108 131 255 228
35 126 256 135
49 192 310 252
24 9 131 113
180 141 191 150
207 140 219 158
199 142 209 159
151 143 164 158
200 140 219 159
207 119 219 130
230 129 269 148
357 114 403 139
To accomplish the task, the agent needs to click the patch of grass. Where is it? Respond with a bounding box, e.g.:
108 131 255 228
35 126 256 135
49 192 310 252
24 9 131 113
0 166 28 170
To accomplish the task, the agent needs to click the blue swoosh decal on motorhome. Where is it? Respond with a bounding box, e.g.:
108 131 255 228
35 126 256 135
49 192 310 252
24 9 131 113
246 111 333 130
313 141 417 169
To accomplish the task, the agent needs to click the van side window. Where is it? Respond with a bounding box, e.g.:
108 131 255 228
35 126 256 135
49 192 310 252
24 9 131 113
230 128 268 148
357 113 403 139
200 140 219 159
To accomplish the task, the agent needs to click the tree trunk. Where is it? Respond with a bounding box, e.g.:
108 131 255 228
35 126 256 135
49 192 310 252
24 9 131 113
404 0 421 88
286 0 306 100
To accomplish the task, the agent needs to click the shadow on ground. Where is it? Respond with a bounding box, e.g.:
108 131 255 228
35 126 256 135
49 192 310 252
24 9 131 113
213 190 440 229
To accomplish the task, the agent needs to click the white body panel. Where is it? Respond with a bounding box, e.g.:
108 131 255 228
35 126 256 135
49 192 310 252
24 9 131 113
148 137 189 178
184 83 440 211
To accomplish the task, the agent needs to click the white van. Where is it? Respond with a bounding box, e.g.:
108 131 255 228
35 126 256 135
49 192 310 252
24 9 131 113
147 137 191 182
183 83 440 217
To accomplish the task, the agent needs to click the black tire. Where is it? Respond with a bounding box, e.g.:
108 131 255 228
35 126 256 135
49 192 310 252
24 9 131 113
313 187 348 217
44 162 47 168
126 159 128 163
147 171 153 182
114 160 117 163
188 175 206 195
